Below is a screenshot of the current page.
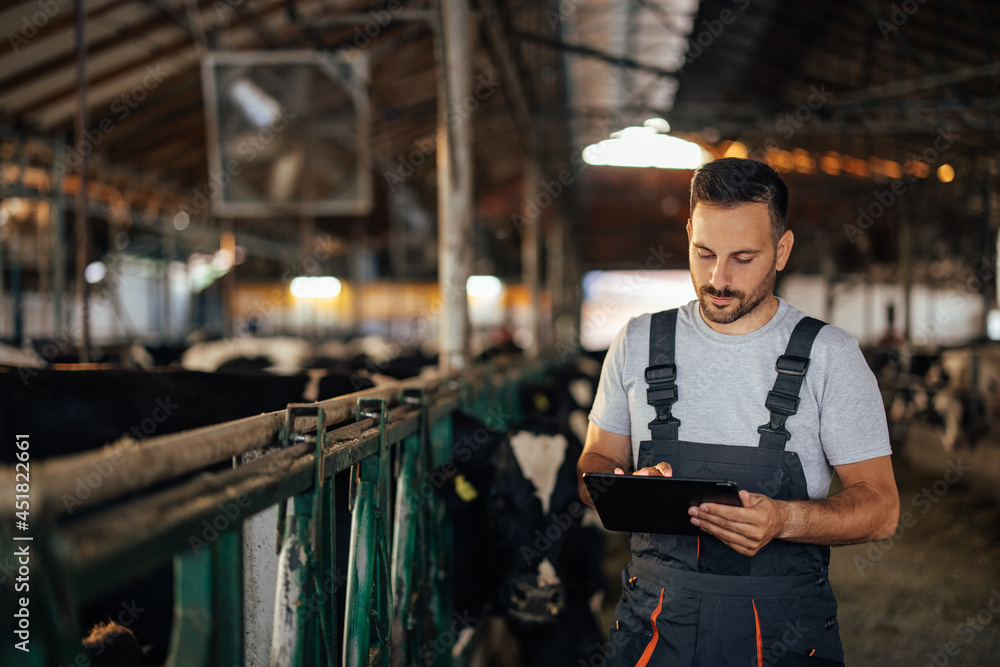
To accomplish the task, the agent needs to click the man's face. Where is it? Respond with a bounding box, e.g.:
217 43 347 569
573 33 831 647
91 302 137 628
687 202 792 328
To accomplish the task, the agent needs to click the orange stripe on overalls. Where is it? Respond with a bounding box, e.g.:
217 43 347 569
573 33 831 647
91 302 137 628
752 599 763 667
635 588 665 667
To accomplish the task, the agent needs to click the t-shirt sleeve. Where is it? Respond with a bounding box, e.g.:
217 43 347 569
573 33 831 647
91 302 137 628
817 332 893 466
589 321 633 437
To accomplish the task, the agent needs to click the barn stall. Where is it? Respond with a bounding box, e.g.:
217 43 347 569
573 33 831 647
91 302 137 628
1 0 1000 665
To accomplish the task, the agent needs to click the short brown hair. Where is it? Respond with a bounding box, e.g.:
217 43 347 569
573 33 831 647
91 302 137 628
690 158 789 244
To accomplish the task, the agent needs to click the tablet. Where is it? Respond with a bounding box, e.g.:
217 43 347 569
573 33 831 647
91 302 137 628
583 472 741 535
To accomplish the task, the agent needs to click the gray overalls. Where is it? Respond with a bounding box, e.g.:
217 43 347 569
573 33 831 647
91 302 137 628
606 309 845 667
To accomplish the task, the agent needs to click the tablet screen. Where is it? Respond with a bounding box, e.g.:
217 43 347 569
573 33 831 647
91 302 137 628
583 473 741 535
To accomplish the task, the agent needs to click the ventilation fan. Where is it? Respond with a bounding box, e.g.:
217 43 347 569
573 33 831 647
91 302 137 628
202 50 371 216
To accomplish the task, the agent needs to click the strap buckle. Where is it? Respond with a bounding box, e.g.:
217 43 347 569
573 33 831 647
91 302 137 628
645 364 676 383
647 385 678 404
757 422 791 442
765 390 799 416
775 355 809 376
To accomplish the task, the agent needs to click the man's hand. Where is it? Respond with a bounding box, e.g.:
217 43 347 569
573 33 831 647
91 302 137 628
579 423 633 507
689 456 900 554
630 462 673 477
688 490 789 557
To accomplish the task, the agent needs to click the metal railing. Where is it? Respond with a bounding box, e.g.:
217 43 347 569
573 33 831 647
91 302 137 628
1 357 545 666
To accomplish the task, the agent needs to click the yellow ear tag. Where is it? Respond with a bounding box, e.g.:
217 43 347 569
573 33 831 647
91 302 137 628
454 474 479 502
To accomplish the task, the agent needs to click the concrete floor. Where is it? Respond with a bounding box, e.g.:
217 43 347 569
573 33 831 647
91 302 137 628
831 423 1000 667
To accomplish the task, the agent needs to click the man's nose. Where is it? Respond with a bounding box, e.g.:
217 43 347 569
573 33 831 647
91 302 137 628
710 259 731 289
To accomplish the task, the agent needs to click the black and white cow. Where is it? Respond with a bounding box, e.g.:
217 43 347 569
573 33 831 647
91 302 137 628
442 357 606 666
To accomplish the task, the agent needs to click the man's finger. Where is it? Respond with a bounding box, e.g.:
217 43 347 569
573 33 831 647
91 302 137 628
691 514 761 554
691 515 747 546
693 502 755 526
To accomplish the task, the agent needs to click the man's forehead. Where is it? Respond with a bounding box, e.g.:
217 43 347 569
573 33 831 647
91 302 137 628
690 201 770 221
689 202 773 250
690 202 770 232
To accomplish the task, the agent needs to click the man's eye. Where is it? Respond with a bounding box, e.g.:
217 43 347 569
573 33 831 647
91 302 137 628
735 257 752 265
698 253 714 260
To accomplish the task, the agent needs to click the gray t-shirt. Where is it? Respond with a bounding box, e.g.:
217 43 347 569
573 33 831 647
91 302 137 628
589 298 891 499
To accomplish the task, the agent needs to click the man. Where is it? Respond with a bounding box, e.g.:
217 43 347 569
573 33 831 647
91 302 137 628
578 158 899 667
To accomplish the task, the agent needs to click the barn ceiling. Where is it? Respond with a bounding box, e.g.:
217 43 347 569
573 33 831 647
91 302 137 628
0 0 998 287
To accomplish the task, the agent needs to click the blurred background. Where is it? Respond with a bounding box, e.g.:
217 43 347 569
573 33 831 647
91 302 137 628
1 0 999 664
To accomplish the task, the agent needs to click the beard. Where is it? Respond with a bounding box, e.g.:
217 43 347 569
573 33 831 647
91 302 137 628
696 261 777 325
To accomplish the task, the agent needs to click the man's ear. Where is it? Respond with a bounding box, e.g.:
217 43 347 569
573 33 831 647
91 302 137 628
775 229 794 271
686 219 692 241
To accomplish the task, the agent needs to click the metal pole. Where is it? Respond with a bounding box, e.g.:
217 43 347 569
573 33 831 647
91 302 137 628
163 219 174 339
522 158 541 359
983 161 995 333
900 203 912 342
0 214 5 337
74 0 91 362
221 224 235 337
546 214 566 354
11 233 21 343
13 136 26 342
434 0 472 374
38 200 51 335
53 137 66 338
350 217 364 336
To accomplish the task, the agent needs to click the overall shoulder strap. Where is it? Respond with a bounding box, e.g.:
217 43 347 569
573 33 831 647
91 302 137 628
757 316 826 450
647 309 680 441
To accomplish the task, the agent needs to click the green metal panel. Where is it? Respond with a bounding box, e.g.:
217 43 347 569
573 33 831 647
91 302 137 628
274 403 338 667
211 527 243 666
167 547 213 667
391 432 421 662
344 486 377 665
344 398 393 666
429 414 455 667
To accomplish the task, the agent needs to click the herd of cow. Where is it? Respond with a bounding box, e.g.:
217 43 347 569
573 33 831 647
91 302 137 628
867 342 1000 452
0 336 613 666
